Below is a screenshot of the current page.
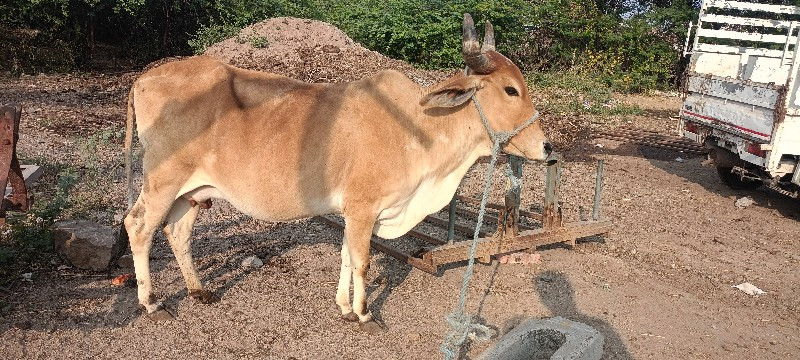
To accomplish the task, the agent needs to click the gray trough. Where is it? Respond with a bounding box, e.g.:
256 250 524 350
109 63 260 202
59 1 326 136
477 317 604 360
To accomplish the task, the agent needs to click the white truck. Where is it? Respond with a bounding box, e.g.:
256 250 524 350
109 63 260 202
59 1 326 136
680 0 800 197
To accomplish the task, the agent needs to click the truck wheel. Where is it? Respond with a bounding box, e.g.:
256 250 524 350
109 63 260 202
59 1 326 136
716 166 762 190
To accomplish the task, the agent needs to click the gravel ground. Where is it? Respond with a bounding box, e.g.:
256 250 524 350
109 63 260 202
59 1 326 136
1 18 799 360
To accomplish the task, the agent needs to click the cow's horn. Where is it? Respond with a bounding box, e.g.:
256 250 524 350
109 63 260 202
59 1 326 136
481 20 495 52
462 13 496 74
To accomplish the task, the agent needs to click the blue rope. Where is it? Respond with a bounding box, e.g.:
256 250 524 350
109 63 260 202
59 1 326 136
440 96 539 359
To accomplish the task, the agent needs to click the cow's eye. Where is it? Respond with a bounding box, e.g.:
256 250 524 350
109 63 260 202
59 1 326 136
504 86 519 96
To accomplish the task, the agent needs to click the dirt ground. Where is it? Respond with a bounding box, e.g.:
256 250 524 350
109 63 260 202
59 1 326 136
2 19 800 360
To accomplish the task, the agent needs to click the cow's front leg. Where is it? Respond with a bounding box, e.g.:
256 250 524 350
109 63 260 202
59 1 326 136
343 214 384 333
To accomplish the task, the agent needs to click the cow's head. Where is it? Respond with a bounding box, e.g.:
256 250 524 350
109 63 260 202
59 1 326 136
421 14 551 161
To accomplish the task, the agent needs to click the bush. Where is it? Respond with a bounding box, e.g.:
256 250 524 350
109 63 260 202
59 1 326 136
0 167 77 287
318 0 530 69
1 0 697 92
515 0 694 92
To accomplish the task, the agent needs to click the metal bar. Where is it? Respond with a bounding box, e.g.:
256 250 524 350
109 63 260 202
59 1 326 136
700 13 794 29
447 196 456 243
691 1 704 58
510 155 523 206
406 228 447 246
424 214 488 238
593 160 604 221
0 106 15 224
705 0 800 15
425 220 613 266
683 21 694 56
782 21 795 67
370 238 436 274
695 43 788 58
455 198 543 221
696 28 795 45
455 206 535 231
543 154 560 229
455 195 504 211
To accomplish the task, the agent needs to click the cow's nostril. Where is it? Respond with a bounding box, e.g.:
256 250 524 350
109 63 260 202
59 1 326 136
544 142 553 154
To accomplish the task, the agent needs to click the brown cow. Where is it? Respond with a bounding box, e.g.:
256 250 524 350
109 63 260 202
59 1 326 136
123 14 550 333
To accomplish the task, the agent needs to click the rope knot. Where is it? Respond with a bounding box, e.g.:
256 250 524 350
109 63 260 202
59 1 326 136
493 132 512 144
440 311 495 359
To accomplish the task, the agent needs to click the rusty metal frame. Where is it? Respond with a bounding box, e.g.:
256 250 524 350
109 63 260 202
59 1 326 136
315 155 613 275
0 104 34 226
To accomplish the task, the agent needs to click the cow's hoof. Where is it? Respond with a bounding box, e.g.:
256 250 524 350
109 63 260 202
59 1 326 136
189 289 219 304
341 312 359 322
146 308 175 321
359 319 385 334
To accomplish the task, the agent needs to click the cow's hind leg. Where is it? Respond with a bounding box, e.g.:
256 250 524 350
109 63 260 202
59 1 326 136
342 214 384 333
163 198 218 304
126 194 179 320
336 238 358 322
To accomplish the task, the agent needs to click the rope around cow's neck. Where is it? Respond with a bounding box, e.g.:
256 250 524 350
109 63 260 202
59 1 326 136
440 96 540 359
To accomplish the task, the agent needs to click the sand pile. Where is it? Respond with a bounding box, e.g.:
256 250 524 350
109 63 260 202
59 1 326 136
204 17 454 85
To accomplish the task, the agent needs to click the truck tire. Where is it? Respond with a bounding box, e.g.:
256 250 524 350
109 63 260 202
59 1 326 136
716 166 762 190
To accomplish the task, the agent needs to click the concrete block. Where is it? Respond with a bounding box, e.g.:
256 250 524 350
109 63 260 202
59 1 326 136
478 317 604 360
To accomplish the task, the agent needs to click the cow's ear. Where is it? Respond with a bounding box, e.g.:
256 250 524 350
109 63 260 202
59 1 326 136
420 76 482 108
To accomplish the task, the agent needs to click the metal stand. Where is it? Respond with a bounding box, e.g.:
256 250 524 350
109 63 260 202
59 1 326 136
316 155 612 275
0 104 41 225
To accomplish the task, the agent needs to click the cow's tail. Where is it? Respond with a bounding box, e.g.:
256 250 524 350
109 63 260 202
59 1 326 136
125 85 136 210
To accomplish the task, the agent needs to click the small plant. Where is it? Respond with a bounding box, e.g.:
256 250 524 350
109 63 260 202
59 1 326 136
250 36 269 49
189 23 242 54
0 167 77 287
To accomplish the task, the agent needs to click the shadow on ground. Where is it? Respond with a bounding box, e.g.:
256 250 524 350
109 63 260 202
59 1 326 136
0 214 360 334
534 270 633 359
568 136 800 219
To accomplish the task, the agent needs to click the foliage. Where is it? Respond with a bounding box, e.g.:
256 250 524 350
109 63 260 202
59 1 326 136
515 0 697 92
0 167 78 286
2 0 702 90
317 0 531 69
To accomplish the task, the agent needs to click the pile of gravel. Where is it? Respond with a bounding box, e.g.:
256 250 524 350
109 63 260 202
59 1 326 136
203 17 454 86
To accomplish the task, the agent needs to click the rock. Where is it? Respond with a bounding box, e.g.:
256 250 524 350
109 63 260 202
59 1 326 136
113 212 125 225
735 196 755 209
117 254 134 268
499 252 541 265
52 219 125 271
241 255 263 269
14 320 32 330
